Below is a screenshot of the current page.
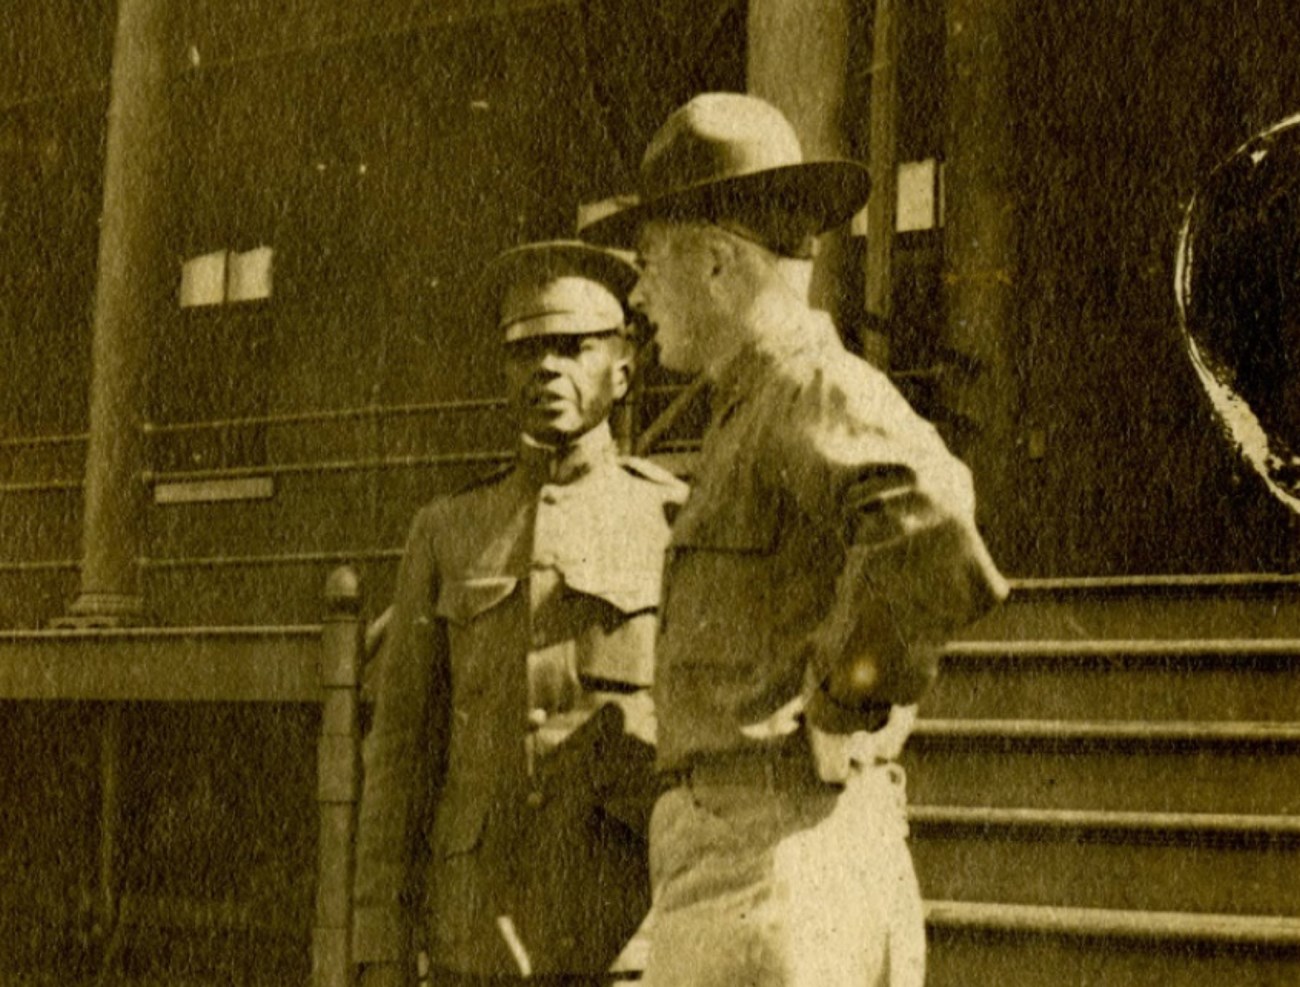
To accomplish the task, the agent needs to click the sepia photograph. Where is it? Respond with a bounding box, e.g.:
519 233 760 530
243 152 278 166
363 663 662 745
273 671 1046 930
1 1 1299 985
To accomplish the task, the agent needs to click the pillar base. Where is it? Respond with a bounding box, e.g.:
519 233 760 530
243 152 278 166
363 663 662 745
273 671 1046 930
51 592 146 629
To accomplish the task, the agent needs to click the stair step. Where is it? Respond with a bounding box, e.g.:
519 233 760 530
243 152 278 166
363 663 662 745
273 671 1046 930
970 575 1300 642
910 807 1300 915
925 901 1300 987
926 898 1300 946
911 804 1300 838
915 718 1300 744
904 721 1300 814
928 639 1300 721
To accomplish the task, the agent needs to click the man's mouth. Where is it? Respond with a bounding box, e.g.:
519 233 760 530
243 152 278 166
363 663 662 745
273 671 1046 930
528 391 571 408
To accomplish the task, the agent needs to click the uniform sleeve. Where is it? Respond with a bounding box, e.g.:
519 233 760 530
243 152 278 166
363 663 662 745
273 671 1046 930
769 356 1008 730
352 508 451 963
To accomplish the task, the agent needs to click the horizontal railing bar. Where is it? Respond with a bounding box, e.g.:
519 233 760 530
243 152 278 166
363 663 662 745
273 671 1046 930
143 397 508 436
178 0 569 75
0 479 83 494
0 624 321 642
0 559 80 573
0 431 89 449
140 548 403 571
143 449 511 485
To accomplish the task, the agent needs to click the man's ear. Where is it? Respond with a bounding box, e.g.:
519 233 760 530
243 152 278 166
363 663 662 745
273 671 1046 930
610 333 633 402
704 232 735 278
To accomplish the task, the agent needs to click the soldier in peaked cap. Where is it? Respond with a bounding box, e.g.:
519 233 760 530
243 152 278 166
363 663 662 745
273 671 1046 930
585 93 1007 987
353 241 687 987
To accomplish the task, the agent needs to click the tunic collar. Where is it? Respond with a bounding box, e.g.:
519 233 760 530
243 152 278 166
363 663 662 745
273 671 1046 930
516 420 618 486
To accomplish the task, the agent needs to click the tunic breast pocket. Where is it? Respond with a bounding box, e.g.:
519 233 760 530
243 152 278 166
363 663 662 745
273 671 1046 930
669 500 782 568
434 575 520 698
563 567 664 690
662 500 783 670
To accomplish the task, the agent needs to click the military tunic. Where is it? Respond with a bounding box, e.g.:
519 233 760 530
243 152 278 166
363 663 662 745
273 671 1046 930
353 422 686 978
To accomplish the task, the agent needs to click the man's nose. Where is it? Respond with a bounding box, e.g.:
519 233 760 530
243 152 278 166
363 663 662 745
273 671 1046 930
535 350 565 375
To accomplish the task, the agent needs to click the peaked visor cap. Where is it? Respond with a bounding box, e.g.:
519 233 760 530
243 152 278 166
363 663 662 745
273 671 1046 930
481 240 636 342
499 275 626 342
581 92 872 250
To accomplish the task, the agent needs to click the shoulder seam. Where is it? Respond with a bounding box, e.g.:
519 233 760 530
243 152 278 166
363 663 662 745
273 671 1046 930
619 455 688 489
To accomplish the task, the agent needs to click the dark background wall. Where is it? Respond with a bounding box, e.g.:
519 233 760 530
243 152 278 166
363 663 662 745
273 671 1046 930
878 0 1300 576
0 0 745 629
997 0 1300 575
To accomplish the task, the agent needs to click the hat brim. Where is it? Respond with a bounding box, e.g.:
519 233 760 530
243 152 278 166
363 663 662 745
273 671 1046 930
580 161 872 249
478 240 638 337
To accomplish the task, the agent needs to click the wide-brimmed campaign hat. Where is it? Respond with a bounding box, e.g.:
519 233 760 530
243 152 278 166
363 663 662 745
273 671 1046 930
581 92 872 249
479 240 637 343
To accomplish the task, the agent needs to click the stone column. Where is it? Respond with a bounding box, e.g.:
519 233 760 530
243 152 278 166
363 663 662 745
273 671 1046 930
747 0 857 330
62 0 175 626
943 0 1018 524
864 0 899 369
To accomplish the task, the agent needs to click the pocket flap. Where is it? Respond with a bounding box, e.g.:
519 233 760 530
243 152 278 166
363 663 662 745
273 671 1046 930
564 567 663 615
434 576 518 625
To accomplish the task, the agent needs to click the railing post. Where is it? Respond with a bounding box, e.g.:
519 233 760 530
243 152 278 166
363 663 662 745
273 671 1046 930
314 566 363 987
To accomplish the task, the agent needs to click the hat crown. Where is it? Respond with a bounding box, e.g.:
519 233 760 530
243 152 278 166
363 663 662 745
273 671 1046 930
641 93 805 199
481 241 636 342
500 275 623 331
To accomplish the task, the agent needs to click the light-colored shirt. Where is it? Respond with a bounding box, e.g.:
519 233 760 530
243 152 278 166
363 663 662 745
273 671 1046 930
654 310 1007 771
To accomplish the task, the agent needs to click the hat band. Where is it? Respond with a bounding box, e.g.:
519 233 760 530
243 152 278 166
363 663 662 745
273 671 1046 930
502 309 625 342
714 217 818 260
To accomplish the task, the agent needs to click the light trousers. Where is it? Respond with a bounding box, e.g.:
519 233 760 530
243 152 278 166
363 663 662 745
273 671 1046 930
641 759 924 987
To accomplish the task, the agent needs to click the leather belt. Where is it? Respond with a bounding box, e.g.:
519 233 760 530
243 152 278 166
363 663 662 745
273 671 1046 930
658 735 823 793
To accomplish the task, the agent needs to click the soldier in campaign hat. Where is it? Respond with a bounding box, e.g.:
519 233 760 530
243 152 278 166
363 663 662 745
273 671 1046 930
352 241 687 987
586 92 1007 987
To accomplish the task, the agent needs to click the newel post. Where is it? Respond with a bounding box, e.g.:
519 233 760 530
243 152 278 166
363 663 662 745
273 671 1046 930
314 566 363 987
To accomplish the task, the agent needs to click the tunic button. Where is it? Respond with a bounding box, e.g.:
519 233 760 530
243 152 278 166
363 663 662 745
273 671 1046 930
527 708 548 730
526 790 545 809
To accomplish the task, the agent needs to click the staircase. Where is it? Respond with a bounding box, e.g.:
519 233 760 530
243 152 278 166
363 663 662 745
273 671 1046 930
908 576 1300 986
